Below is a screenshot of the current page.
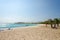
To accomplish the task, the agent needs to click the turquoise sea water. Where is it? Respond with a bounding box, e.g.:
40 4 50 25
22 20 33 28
0 23 36 30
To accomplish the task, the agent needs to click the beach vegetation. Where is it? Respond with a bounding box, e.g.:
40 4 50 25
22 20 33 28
40 18 60 29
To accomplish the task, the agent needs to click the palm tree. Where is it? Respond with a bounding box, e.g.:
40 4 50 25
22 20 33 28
48 19 53 28
54 18 60 29
58 18 60 24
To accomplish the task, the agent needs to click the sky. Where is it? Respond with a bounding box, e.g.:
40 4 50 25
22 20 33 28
0 0 60 23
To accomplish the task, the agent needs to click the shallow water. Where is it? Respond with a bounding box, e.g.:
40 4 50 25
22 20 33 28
0 23 36 30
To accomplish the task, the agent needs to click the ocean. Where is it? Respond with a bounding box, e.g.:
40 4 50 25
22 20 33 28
0 23 36 30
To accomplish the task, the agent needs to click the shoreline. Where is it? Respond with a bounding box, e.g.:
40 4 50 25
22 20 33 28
0 24 40 31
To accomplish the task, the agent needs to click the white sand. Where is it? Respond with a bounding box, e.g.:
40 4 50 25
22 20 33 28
0 24 60 40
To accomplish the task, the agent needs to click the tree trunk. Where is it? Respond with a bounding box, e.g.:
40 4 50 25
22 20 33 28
54 24 57 29
51 24 53 28
57 24 59 27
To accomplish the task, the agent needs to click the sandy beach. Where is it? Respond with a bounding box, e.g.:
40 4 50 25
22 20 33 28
0 24 60 40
